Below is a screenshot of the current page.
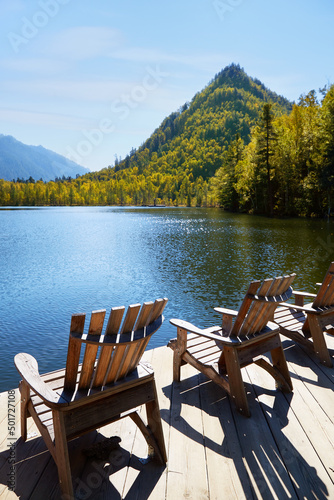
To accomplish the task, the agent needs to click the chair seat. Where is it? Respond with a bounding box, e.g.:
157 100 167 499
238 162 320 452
170 332 223 367
274 306 307 335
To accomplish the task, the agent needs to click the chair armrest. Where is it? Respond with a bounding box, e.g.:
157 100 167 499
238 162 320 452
293 290 317 299
278 302 319 314
169 318 204 335
169 318 224 343
214 307 238 317
14 353 68 407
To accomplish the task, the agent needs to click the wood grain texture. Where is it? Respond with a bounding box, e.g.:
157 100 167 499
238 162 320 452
169 275 295 416
275 263 334 366
4 339 334 499
13 299 168 498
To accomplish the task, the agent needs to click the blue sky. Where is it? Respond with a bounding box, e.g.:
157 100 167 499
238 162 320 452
0 0 333 172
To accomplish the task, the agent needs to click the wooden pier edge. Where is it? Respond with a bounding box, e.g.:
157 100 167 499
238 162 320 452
0 335 333 499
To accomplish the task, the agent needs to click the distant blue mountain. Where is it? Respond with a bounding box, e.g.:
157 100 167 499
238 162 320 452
0 134 89 181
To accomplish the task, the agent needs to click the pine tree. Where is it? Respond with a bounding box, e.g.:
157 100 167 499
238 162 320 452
255 104 276 215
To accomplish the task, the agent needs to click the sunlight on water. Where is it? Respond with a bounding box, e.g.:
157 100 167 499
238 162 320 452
1 206 333 391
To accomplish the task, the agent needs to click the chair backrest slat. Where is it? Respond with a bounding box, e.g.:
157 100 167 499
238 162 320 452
262 274 296 324
150 298 168 323
64 299 167 392
64 313 86 392
248 275 294 335
325 278 334 306
313 262 334 308
110 345 133 384
78 310 106 390
241 278 275 336
127 336 151 374
105 306 125 335
118 341 142 379
104 344 127 385
231 275 295 338
134 301 154 330
93 306 126 387
230 281 260 336
120 304 141 334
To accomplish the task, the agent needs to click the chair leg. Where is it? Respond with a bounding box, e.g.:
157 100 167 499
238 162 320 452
224 346 250 417
307 315 332 367
129 378 167 464
270 344 293 392
19 381 30 442
145 395 167 464
53 411 74 499
172 348 183 382
131 406 167 465
169 326 188 382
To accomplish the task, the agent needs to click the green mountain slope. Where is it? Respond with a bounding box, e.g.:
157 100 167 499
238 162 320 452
86 63 292 183
0 64 296 209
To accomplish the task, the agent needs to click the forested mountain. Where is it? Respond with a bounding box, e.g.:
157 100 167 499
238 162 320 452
86 63 292 183
0 135 89 181
1 63 333 217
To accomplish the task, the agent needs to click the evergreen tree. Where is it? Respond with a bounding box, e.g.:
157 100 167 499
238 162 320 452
212 134 244 210
255 104 276 215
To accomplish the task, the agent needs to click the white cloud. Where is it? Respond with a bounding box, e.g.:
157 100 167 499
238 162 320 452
111 46 229 72
1 77 138 101
46 26 124 60
0 108 90 130
0 57 69 74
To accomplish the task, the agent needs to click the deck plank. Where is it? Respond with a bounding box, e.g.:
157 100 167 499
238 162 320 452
247 358 334 498
199 377 254 499
166 364 209 500
0 344 333 499
233 368 299 500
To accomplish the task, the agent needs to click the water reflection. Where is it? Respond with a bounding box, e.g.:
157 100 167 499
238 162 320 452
0 206 333 391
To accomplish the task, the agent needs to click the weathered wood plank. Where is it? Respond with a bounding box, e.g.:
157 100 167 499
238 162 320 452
134 301 154 330
243 278 274 335
64 313 85 392
247 353 334 495
120 304 141 334
78 310 106 390
2 344 334 499
231 281 261 336
199 376 253 499
166 363 209 500
234 367 299 499
75 417 135 499
121 348 167 499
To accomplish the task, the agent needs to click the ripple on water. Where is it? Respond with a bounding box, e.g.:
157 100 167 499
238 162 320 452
1 206 333 391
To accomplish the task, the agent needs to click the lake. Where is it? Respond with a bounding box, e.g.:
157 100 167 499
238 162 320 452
1 206 333 392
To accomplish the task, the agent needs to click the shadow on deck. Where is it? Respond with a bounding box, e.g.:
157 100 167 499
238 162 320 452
0 336 333 499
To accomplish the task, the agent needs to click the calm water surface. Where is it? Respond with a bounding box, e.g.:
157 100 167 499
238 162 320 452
1 206 333 391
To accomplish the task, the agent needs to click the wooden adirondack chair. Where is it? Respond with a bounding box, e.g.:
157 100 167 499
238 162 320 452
168 275 295 417
14 298 168 499
274 262 334 367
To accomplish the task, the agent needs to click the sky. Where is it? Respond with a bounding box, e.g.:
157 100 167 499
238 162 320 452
0 0 333 173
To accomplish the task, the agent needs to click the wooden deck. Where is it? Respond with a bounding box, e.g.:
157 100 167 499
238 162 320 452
0 334 333 499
